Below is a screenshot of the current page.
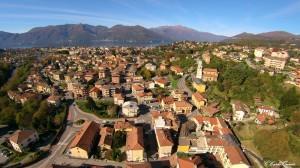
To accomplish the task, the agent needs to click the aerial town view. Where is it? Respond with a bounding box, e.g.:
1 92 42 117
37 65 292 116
0 0 300 168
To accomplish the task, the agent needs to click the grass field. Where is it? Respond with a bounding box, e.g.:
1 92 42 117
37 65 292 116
233 122 300 166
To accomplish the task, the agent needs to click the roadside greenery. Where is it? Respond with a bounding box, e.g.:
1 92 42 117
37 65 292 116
76 98 118 118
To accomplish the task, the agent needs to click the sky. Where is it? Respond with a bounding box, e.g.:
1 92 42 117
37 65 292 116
0 0 300 36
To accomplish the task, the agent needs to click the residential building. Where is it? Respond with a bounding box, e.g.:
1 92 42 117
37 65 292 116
69 121 100 159
98 127 113 150
151 111 179 131
122 101 139 117
9 130 39 153
155 128 173 158
231 101 248 121
177 155 203 168
202 68 218 82
89 87 101 99
263 56 287 70
114 93 125 106
154 78 169 88
170 65 184 76
192 92 207 109
126 127 144 162
172 100 193 114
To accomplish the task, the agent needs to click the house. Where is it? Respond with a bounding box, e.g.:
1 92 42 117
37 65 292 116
202 68 218 82
256 105 278 117
231 101 248 121
255 113 275 125
47 95 61 106
136 92 153 104
69 121 100 159
151 111 179 131
202 103 220 117
36 82 51 94
192 92 207 109
254 48 265 62
154 78 169 88
98 127 114 150
126 127 144 162
177 155 204 168
155 128 173 158
132 84 144 95
192 81 206 93
89 87 102 99
145 63 157 72
171 89 187 101
122 101 139 117
114 93 125 106
161 96 175 111
219 146 251 168
172 101 193 114
202 52 211 64
9 130 39 153
111 74 120 84
170 65 184 76
114 119 134 132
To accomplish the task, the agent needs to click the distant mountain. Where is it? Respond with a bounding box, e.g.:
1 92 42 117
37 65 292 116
227 31 300 46
1 24 299 48
150 25 228 42
0 24 170 48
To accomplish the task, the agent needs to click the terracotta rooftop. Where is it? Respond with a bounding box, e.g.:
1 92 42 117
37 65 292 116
192 92 206 102
155 129 173 147
9 130 36 144
224 146 250 166
69 121 99 152
126 127 144 150
177 156 203 168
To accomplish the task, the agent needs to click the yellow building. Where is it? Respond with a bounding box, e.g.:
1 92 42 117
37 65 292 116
126 127 144 162
69 121 99 159
192 82 206 93
192 92 207 109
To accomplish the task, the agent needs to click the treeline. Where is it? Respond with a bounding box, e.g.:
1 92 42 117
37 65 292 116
0 63 13 88
0 64 66 132
1 64 31 92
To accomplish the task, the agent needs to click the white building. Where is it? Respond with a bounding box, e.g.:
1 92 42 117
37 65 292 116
145 63 157 72
254 48 265 62
122 101 139 117
196 59 203 80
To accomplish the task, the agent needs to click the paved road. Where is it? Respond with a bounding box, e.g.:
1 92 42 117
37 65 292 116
177 74 192 97
243 148 265 168
27 104 80 168
27 101 153 168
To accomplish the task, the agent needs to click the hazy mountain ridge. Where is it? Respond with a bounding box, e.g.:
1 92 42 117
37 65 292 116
150 25 227 42
1 24 300 48
0 24 228 48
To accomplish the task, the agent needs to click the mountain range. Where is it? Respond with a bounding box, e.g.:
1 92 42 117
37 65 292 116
0 24 299 48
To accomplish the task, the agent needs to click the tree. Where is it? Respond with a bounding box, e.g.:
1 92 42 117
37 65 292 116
86 97 97 111
112 131 126 148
